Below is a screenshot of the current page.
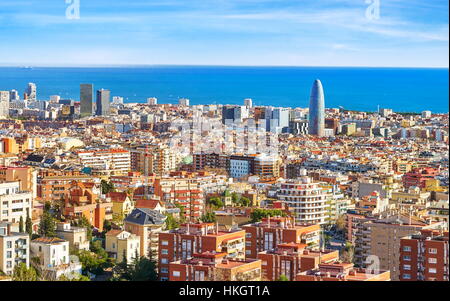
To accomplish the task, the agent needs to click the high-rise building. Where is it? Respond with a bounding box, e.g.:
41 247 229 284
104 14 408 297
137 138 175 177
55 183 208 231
147 97 158 105
178 98 190 106
80 84 94 117
9 90 19 102
244 98 253 108
96 89 110 116
308 79 325 137
0 91 10 118
25 83 37 101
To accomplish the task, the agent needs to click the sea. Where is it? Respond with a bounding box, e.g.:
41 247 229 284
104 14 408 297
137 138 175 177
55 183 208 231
0 66 448 113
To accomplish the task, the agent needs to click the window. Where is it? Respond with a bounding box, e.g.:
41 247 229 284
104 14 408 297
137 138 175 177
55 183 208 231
403 264 411 271
6 261 12 268
428 257 437 264
161 249 168 255
112 243 116 249
428 248 437 254
402 274 411 279
160 268 168 274
403 246 411 252
161 240 169 246
161 258 168 264
172 271 181 277
6 251 12 259
403 255 411 261
6 241 12 248
429 268 437 274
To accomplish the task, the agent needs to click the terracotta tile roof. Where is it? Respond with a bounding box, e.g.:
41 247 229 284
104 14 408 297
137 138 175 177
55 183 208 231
32 237 66 244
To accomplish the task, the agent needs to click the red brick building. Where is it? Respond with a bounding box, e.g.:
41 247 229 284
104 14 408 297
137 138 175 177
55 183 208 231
399 229 449 281
257 242 339 281
158 223 246 280
242 217 320 259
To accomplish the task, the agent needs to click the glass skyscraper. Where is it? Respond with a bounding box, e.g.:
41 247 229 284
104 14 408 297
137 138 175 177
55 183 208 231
308 79 325 137
80 84 94 117
96 89 111 116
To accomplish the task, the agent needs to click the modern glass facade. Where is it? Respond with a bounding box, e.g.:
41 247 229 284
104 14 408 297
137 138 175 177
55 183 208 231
308 79 325 137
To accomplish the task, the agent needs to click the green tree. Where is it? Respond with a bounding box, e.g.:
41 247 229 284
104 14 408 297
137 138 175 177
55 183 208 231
57 274 90 281
101 180 115 194
77 216 93 241
340 242 355 263
207 197 223 208
335 214 346 234
277 274 289 281
164 213 180 230
128 256 158 281
12 263 38 281
239 197 251 207
200 211 216 223
103 219 112 232
19 216 24 233
38 211 56 237
231 192 240 204
250 208 286 223
25 213 33 238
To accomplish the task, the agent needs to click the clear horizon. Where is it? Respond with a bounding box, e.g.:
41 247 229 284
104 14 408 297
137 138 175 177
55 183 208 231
0 0 448 68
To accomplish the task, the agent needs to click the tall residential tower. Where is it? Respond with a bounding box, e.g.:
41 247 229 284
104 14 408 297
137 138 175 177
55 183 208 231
308 79 325 137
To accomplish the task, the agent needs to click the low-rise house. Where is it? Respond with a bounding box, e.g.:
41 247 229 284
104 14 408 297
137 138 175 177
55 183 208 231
107 192 134 217
0 222 29 275
55 222 90 251
105 229 140 263
30 237 82 280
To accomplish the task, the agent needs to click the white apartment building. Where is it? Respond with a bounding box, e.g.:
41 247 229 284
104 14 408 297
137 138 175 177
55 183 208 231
30 237 82 280
0 181 32 224
0 222 29 275
277 175 329 225
77 149 131 175
0 91 10 118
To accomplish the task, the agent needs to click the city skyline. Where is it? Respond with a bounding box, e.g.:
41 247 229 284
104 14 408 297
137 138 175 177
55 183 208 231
0 0 448 68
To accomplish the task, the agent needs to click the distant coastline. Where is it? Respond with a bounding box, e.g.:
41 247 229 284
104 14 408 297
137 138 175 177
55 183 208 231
0 66 448 113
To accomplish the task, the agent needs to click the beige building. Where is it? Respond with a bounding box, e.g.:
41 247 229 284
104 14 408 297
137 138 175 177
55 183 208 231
123 208 166 259
0 222 29 275
354 215 445 280
105 230 140 263
55 222 90 251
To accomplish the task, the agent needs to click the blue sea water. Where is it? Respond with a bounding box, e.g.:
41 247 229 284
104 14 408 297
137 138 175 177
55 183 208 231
0 66 448 113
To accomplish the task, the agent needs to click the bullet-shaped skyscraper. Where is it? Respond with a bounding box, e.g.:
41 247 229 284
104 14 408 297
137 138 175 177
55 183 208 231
308 79 325 137
80 84 94 117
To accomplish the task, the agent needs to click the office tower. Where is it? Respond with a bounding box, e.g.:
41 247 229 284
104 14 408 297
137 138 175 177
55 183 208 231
178 98 190 106
308 79 325 137
421 110 432 118
80 84 94 117
0 91 10 118
96 89 110 116
222 105 249 124
49 95 61 103
112 96 124 105
265 107 290 133
9 90 19 102
25 83 37 101
244 98 253 108
147 97 157 105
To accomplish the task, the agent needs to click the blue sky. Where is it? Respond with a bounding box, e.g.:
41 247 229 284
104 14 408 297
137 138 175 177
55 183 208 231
0 0 448 67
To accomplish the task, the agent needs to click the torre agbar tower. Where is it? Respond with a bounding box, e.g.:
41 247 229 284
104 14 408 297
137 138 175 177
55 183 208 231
308 79 325 137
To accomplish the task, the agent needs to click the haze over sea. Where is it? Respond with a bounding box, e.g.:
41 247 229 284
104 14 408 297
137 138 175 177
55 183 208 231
0 66 448 113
